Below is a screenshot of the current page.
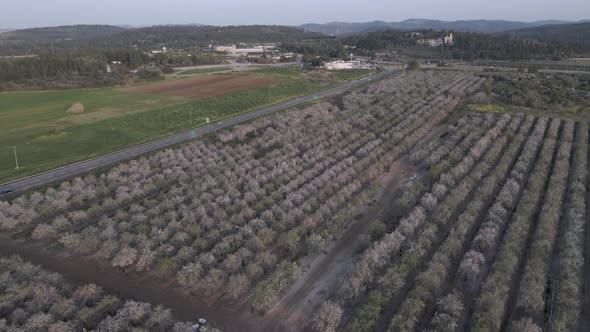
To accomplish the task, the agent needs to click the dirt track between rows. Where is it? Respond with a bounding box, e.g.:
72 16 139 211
118 75 284 99
262 157 417 331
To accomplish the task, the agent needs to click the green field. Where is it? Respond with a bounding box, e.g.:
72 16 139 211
0 68 373 183
176 66 234 75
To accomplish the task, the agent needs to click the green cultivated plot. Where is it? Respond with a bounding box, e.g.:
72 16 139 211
0 69 373 183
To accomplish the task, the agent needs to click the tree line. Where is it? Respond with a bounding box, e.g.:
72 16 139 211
0 49 156 91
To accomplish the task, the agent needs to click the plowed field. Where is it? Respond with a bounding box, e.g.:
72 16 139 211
119 75 284 99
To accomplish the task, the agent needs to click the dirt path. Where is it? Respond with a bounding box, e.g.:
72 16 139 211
0 236 262 332
261 157 416 331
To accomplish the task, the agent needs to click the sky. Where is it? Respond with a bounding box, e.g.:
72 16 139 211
1 0 589 29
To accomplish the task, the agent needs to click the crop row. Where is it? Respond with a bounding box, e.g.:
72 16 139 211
471 118 562 331
378 114 519 332
509 121 574 329
549 123 588 331
385 115 536 332
424 115 550 331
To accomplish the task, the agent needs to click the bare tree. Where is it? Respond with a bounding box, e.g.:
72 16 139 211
312 301 343 332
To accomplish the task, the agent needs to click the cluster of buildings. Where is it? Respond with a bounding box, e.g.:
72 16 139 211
213 44 276 56
144 43 297 62
150 46 168 54
212 44 296 61
417 33 454 47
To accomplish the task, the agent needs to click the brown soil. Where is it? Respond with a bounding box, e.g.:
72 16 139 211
118 75 284 99
262 157 417 331
0 236 262 332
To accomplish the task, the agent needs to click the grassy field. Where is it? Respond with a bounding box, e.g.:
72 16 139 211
176 66 234 75
0 68 373 183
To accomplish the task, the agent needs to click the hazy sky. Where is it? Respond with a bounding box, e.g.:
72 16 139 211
1 0 589 29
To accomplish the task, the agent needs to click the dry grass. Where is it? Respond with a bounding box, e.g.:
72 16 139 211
65 102 85 114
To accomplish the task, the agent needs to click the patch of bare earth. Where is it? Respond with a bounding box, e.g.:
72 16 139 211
118 75 284 99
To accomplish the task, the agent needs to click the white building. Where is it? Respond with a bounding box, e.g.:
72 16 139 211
417 33 454 47
214 45 237 53
444 33 454 45
324 60 358 70
214 45 276 56
151 46 168 54
417 38 444 47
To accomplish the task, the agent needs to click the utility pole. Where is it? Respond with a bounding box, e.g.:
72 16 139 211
268 86 271 103
13 146 19 171
189 109 192 126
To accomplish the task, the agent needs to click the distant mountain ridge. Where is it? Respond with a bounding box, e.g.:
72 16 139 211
300 19 588 34
0 25 126 41
504 22 590 47
0 24 319 56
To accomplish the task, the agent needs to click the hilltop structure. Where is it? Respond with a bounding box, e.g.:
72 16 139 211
417 33 454 47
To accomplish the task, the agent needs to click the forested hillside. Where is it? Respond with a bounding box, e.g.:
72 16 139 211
0 25 126 55
504 22 590 50
97 25 322 49
0 25 324 56
340 30 570 60
300 19 580 34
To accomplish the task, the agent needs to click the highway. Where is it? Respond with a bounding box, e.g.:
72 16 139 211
0 69 394 196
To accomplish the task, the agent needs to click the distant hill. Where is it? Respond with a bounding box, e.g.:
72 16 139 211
504 22 590 47
91 25 320 49
0 25 125 41
300 19 587 34
116 23 205 29
0 24 322 56
0 25 127 55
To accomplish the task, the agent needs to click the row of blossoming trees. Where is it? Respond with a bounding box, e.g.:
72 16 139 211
0 70 485 316
0 256 218 331
312 109 590 332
